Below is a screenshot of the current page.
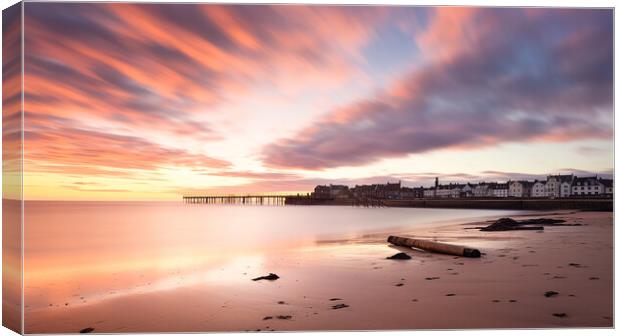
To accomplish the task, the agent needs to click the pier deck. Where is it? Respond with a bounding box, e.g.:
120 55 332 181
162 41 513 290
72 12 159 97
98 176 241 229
183 195 294 205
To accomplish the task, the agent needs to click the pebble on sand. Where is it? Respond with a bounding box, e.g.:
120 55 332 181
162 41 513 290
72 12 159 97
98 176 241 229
386 252 412 260
79 327 94 333
332 303 349 310
553 313 568 318
252 273 280 281
544 291 559 297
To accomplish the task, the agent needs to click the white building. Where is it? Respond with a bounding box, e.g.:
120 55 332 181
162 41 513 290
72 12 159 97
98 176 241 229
509 181 534 198
560 181 572 198
449 185 463 198
546 175 574 198
571 177 605 196
531 180 547 197
429 183 467 198
423 188 435 198
329 184 350 199
490 183 509 198
435 185 453 198
600 179 613 195
461 183 475 197
473 183 491 197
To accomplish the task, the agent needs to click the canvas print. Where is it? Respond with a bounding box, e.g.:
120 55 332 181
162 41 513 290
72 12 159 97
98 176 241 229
1 2 614 334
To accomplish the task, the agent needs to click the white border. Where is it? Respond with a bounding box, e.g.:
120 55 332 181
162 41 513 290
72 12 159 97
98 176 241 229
0 1 616 336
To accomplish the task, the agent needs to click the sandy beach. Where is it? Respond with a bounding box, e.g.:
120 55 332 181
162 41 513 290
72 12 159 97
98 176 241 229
24 210 612 333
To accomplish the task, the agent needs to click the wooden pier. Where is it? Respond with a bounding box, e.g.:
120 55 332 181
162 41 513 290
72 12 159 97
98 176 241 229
183 195 388 207
183 195 293 205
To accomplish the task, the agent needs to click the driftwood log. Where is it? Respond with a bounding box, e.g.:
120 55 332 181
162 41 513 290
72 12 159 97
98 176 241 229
387 235 481 258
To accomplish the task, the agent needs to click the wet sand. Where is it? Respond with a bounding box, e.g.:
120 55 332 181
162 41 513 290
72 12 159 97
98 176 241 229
24 210 613 333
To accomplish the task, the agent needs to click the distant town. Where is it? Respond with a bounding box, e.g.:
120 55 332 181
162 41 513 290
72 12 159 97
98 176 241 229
310 174 613 200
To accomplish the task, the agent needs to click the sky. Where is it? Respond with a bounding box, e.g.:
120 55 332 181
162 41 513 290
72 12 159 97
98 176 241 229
16 4 613 200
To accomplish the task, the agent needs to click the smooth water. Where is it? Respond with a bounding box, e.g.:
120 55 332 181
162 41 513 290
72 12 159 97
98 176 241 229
23 201 521 310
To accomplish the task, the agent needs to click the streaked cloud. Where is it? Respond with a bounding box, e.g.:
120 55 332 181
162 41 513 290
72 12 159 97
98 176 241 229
19 4 613 199
263 8 612 170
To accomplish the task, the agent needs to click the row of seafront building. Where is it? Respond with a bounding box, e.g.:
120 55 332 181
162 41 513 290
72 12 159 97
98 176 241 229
311 174 613 200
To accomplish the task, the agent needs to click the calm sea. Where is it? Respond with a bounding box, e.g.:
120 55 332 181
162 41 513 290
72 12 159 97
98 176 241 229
23 201 521 310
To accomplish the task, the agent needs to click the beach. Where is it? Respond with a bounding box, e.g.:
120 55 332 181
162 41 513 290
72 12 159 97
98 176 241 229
23 209 612 333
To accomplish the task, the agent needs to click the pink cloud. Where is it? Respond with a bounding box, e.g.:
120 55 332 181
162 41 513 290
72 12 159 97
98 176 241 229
262 8 612 170
23 3 388 180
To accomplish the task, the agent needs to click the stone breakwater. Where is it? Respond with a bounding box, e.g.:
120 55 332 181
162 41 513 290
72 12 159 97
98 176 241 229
285 197 612 211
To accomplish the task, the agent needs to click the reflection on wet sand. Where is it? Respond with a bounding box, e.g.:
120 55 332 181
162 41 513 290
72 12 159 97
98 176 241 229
25 203 516 311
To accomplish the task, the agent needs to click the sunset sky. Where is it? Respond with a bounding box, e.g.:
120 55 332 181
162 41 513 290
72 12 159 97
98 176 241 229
20 4 613 200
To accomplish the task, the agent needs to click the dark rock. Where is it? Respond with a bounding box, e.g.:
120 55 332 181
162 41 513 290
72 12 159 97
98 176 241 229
425 277 440 280
544 291 559 297
480 218 543 231
445 293 456 296
277 301 286 304
553 313 568 318
386 252 411 260
252 273 280 281
79 328 94 334
329 298 342 301
395 283 404 287
520 218 566 225
589 277 600 280
276 315 292 320
332 303 349 310
263 316 273 320
463 248 481 258
480 217 576 232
